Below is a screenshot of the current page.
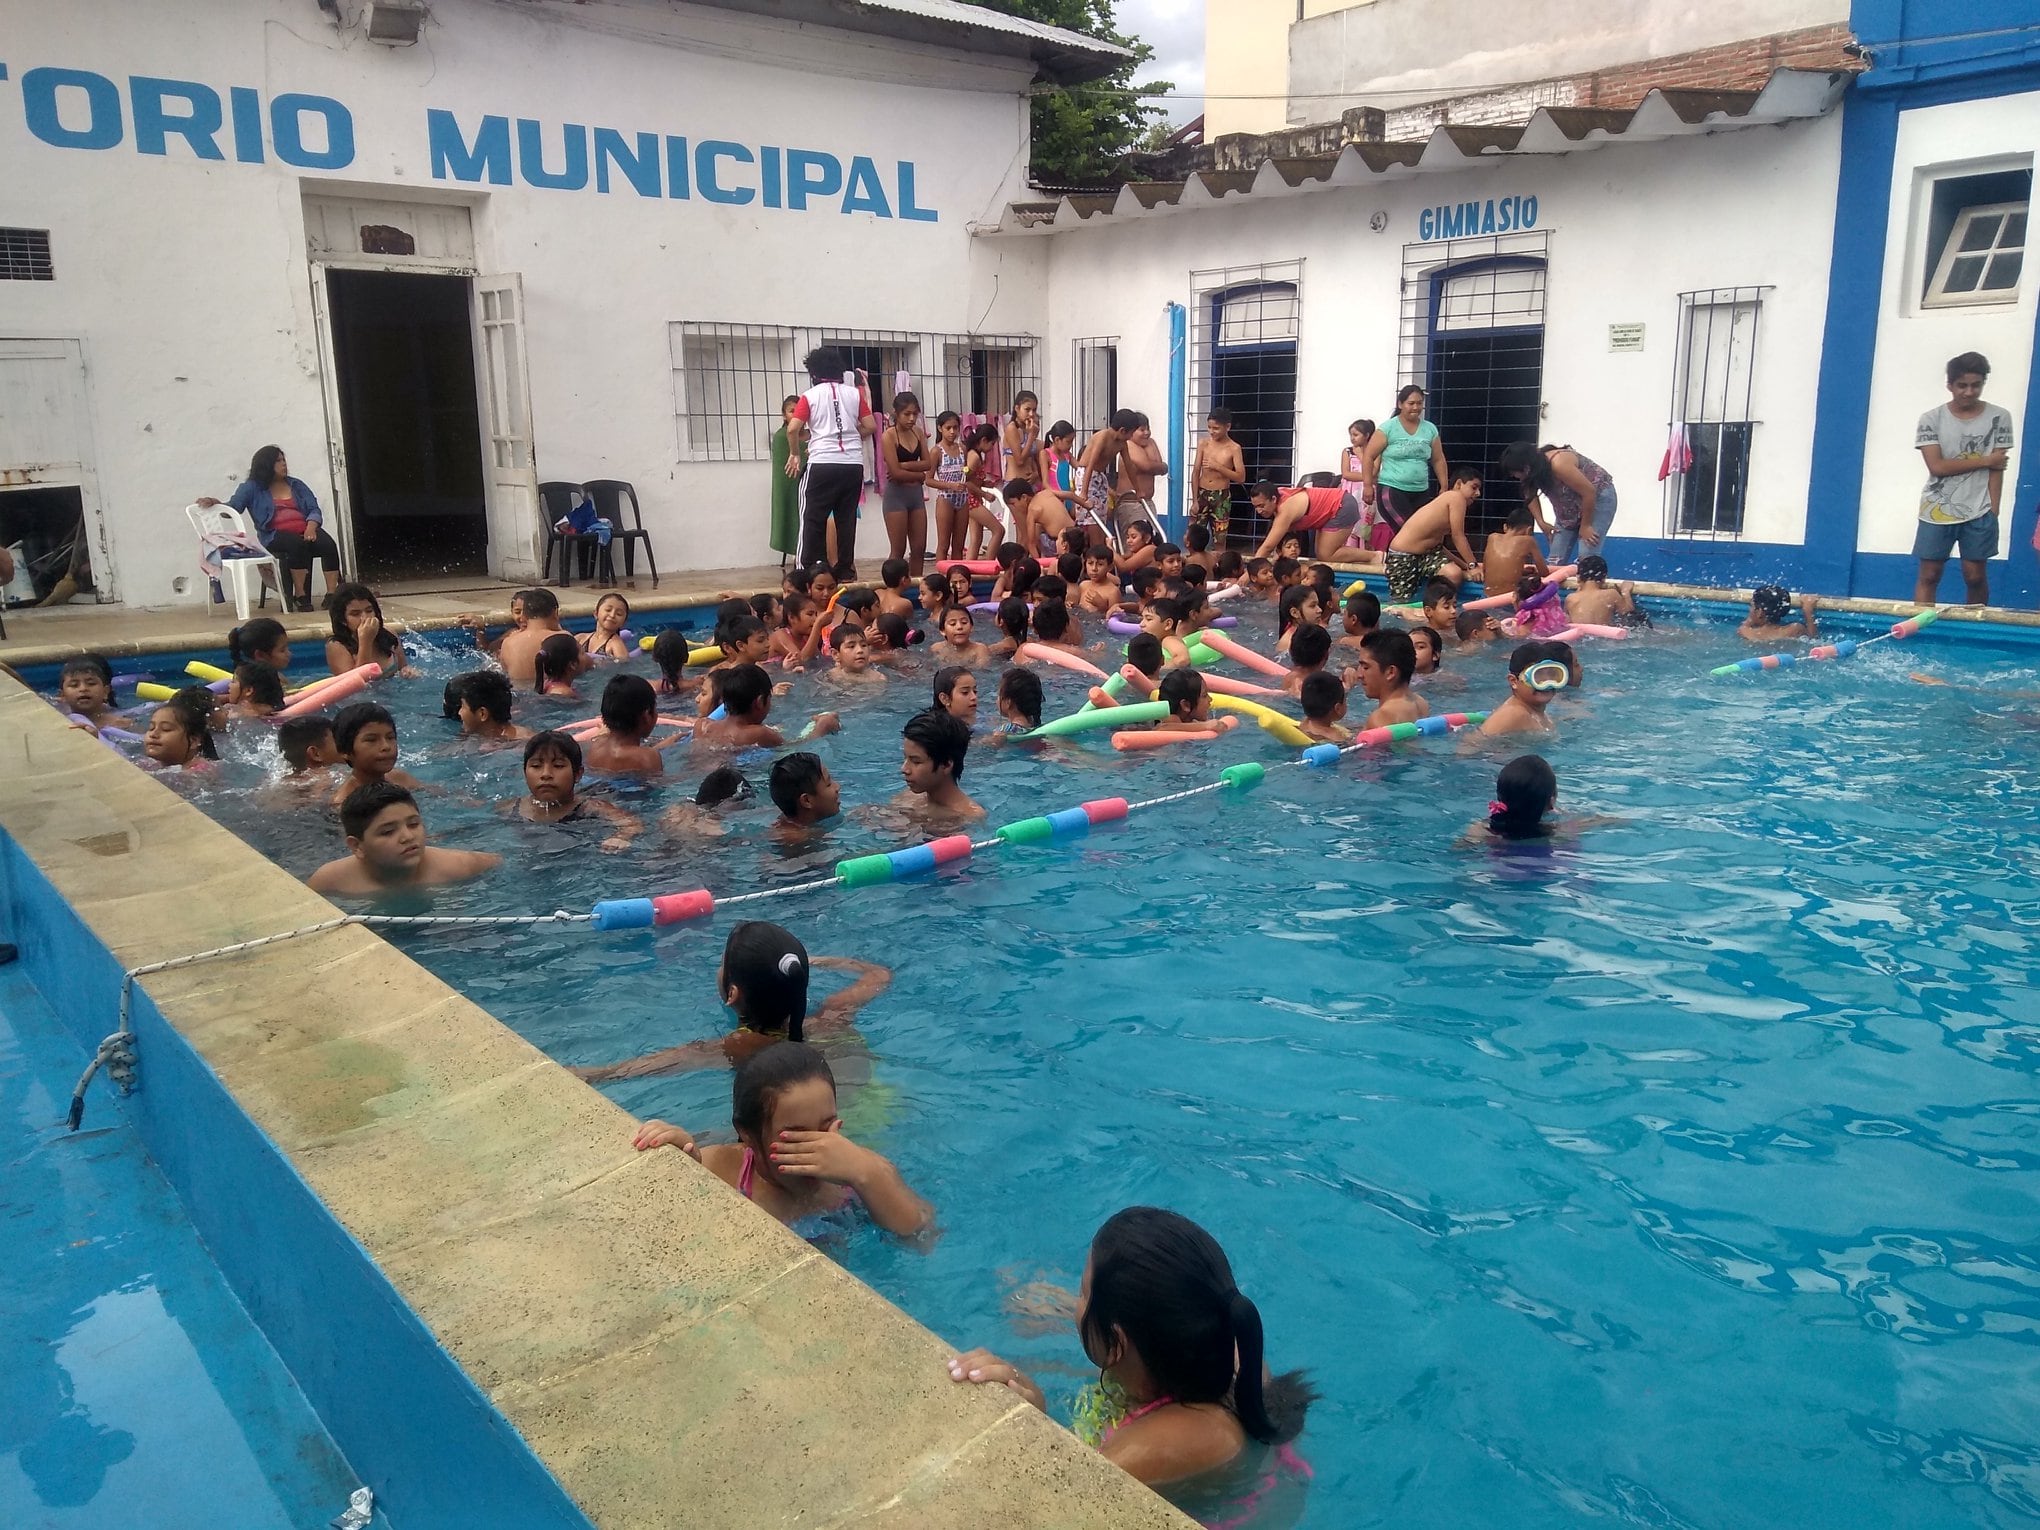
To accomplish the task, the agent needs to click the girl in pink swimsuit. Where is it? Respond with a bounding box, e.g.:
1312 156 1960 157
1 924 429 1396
947 1207 1317 1524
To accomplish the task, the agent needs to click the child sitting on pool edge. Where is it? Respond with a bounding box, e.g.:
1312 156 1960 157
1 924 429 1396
580 921 888 1079
899 708 983 822
507 729 641 853
308 782 501 896
633 1042 931 1238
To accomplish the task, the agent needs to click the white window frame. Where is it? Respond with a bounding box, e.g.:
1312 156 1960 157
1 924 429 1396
1924 199 2027 309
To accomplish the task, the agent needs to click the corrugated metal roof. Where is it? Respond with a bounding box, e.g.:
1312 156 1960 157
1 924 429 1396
673 0 1128 82
994 68 1850 233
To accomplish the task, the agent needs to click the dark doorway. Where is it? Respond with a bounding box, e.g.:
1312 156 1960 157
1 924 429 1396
0 485 93 604
1423 262 1546 547
326 269 489 581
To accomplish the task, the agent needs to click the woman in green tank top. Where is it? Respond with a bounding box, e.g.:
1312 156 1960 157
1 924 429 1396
1362 386 1449 534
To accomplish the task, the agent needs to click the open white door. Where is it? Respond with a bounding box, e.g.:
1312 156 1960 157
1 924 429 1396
306 266 356 576
473 273 540 580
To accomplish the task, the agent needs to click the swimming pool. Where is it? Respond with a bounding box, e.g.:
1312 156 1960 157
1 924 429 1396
75 598 2040 1528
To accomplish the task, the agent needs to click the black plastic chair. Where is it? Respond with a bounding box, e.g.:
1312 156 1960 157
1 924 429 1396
538 480 610 586
582 479 658 588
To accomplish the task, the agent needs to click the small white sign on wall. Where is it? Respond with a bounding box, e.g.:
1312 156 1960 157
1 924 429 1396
1609 322 1646 352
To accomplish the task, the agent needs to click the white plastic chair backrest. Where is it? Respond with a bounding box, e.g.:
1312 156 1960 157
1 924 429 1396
187 503 267 553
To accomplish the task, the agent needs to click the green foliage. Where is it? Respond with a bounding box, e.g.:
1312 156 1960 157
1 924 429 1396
975 0 1172 185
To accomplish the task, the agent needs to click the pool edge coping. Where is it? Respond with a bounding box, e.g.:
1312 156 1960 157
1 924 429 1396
0 678 1195 1530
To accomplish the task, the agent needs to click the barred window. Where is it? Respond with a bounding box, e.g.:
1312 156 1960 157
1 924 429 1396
0 228 54 282
1663 287 1768 539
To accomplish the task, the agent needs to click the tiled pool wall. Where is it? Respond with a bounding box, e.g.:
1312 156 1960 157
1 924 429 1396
0 676 1192 1530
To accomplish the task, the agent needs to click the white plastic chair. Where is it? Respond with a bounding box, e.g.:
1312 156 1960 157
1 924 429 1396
186 504 283 621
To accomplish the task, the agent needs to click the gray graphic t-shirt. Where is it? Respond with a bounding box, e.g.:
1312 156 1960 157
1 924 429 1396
1917 403 2014 524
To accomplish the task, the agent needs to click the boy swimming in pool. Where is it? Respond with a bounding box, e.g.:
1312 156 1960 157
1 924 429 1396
1738 585 1820 643
1299 673 1350 743
1353 628 1430 728
698 664 841 749
1480 643 1569 737
768 751 843 842
821 626 887 690
897 708 984 823
307 783 501 897
584 674 687 775
331 702 423 808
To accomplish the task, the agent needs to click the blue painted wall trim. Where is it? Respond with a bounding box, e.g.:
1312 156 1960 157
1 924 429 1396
0 835 597 1530
1166 301 1187 542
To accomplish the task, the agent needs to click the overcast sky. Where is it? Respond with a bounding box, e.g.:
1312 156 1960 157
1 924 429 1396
1116 0 1205 124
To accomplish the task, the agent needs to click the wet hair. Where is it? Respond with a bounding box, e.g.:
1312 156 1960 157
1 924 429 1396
1497 441 1554 493
1124 521 1153 547
731 1040 833 1141
522 728 583 773
1183 522 1211 554
1080 1207 1315 1446
1547 637 1580 685
233 662 286 709
695 765 753 807
535 633 582 687
1947 351 1990 384
1147 596 1187 629
1515 572 1544 602
1272 557 1301 584
722 922 813 1040
1126 632 1165 676
874 611 916 651
1214 549 1245 580
1490 753 1558 839
1083 542 1114 567
61 654 114 687
157 690 220 760
784 566 814 595
1156 543 1183 565
1206 406 1233 427
1577 555 1609 585
1058 526 1089 558
1244 557 1271 580
1055 550 1084 585
227 616 288 666
1035 573 1069 604
880 558 910 590
1032 599 1073 642
327 583 397 656
1011 557 1042 599
802 345 848 384
1361 628 1416 687
1158 666 1205 718
1344 590 1380 627
1422 578 1459 609
1300 671 1345 721
1001 477 1035 504
1181 563 1209 590
247 444 287 485
333 701 395 756
1128 566 1163 601
441 677 465 718
1278 584 1319 635
1504 502 1535 531
998 666 1043 727
1288 623 1332 670
748 592 779 627
460 669 516 724
768 751 829 821
832 621 869 654
716 663 773 719
902 707 971 781
933 665 973 708
918 574 948 609
1454 609 1493 641
1409 626 1442 666
995 597 1028 645
721 614 767 655
341 780 416 841
1751 584 1791 624
837 587 877 620
651 629 691 690
1507 641 1553 679
599 673 658 734
277 716 335 770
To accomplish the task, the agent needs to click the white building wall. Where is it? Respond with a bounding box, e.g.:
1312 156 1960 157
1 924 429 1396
1855 89 2040 560
0 0 1043 605
1023 116 1844 551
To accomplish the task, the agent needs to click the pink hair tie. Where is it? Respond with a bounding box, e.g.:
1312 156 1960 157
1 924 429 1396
1488 800 1509 816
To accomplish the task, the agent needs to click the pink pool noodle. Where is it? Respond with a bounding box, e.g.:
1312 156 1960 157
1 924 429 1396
1017 642 1107 678
272 663 380 719
1194 629 1287 678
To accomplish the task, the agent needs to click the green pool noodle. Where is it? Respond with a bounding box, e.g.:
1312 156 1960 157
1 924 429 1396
835 853 895 888
1220 762 1265 791
1026 700 1168 739
995 816 1056 846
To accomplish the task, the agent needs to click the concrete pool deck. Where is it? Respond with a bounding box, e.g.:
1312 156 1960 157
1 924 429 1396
4 562 2038 672
0 679 1193 1528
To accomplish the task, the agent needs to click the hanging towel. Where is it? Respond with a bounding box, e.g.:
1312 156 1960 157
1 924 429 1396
1658 422 1693 482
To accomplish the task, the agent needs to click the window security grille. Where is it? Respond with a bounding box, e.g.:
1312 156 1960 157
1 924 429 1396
1663 287 1769 539
0 228 54 281
1187 262 1303 547
671 324 1041 462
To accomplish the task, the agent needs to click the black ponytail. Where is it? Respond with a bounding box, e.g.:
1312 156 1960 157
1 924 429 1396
228 616 287 666
1488 754 1557 840
1080 1208 1315 1447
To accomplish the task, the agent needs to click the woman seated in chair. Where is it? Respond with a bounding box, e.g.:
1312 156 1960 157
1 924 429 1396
197 445 341 612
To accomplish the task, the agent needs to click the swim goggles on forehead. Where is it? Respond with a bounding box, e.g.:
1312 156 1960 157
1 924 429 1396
1521 660 1572 692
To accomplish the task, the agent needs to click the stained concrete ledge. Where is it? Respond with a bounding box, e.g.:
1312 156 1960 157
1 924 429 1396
0 678 1192 1530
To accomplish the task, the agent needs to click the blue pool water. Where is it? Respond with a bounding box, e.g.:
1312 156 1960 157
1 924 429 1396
68 601 2040 1528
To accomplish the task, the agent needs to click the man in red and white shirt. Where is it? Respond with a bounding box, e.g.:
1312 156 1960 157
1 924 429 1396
784 347 874 578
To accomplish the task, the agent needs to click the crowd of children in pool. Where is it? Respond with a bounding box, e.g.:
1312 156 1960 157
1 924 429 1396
38 527 1854 1514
